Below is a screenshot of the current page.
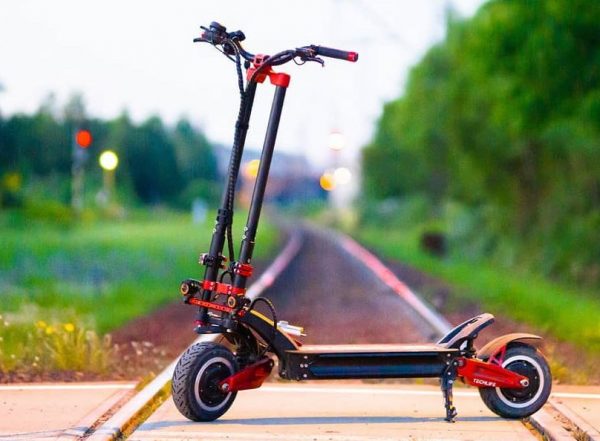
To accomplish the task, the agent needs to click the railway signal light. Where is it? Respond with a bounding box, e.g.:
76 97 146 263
75 129 93 148
244 159 260 179
319 171 336 192
99 150 119 171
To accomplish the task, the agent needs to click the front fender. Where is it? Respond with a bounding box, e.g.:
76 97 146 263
238 309 299 361
477 333 542 362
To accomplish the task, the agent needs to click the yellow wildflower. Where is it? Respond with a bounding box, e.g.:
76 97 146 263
45 326 55 335
63 323 75 333
36 320 47 329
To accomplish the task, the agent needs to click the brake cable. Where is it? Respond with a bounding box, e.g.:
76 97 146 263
248 297 278 356
223 47 247 264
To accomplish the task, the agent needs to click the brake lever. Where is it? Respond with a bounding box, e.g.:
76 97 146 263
193 26 212 44
303 56 325 66
295 48 324 66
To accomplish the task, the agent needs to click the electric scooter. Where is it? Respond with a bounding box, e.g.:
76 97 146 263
172 21 552 423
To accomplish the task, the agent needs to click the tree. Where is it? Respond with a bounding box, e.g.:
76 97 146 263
117 116 184 204
173 118 218 182
362 0 600 285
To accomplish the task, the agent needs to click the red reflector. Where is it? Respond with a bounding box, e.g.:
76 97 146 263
347 52 359 62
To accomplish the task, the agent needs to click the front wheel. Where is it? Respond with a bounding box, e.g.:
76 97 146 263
479 343 551 419
172 342 238 421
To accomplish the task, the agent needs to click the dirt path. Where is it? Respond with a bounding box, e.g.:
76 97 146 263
108 225 435 380
257 227 433 344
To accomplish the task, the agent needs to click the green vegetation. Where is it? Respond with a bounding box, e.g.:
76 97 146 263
0 210 279 374
1 211 278 333
358 0 600 372
362 0 600 289
0 318 113 374
0 95 220 210
355 223 600 355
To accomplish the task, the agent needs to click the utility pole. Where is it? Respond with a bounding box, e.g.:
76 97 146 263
71 129 92 216
98 150 118 205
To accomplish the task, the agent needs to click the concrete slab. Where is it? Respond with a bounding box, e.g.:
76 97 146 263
551 393 600 440
0 382 135 440
129 383 538 441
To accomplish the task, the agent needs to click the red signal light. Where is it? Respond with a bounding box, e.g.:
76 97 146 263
75 129 92 148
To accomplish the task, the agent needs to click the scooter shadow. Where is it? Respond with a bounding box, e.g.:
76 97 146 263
140 415 498 430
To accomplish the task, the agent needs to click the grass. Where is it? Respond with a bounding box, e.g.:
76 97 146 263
0 316 112 374
0 208 279 374
355 224 600 355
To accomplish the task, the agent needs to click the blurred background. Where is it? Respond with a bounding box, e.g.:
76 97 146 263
0 0 598 381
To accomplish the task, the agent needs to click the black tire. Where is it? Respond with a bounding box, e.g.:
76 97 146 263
479 343 551 419
172 342 238 421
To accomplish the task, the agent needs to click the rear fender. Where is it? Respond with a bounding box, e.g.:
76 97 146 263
477 333 542 365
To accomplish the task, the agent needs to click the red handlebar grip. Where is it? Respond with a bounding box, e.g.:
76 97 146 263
314 46 359 62
347 51 359 62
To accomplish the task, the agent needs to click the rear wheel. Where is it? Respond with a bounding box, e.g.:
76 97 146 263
172 342 238 421
479 344 551 419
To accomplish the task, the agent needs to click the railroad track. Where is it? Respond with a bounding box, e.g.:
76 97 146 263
43 225 598 441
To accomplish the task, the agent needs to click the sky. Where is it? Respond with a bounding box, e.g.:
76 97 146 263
0 0 485 169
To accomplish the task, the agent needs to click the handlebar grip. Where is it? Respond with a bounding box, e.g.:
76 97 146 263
313 46 359 62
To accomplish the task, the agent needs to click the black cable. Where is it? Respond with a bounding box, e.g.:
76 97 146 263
219 270 233 284
211 41 296 264
248 297 278 355
223 48 248 263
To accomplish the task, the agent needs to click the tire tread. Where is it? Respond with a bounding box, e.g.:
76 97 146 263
172 342 237 421
479 344 551 419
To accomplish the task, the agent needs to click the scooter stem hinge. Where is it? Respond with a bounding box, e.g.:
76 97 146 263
247 54 291 88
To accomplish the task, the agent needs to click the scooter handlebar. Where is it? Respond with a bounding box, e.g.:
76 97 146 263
194 22 359 65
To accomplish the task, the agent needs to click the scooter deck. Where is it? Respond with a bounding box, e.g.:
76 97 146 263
283 343 459 380
289 344 455 353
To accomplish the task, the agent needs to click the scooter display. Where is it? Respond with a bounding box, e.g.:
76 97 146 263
172 21 552 423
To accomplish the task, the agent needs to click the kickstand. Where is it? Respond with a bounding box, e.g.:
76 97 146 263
441 361 458 423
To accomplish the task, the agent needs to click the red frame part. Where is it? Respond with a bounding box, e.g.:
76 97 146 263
232 262 254 277
457 357 527 389
201 280 246 296
188 298 233 314
219 357 274 392
247 54 291 88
